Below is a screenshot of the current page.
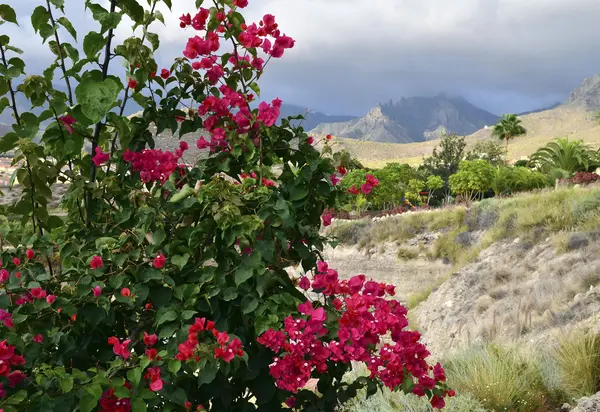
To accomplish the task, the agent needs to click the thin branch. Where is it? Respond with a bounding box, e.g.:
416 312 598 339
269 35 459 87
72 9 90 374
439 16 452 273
87 0 117 224
1 44 38 234
46 0 74 105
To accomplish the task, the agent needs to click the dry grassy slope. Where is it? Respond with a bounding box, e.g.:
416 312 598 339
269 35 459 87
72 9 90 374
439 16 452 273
326 185 600 358
317 104 600 168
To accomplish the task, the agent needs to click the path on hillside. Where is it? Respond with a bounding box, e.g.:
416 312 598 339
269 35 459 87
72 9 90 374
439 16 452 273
322 244 449 303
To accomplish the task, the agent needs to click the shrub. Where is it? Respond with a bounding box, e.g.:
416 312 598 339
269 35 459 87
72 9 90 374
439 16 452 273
570 172 600 185
449 160 494 202
0 1 450 411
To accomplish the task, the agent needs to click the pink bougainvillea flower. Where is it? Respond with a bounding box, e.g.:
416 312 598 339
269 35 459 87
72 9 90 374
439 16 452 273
0 270 9 283
30 288 47 300
361 183 373 195
430 395 445 409
145 367 163 392
32 334 43 343
366 173 379 187
196 137 211 150
330 174 340 186
128 78 137 89
46 295 56 304
108 337 131 359
298 276 311 290
12 257 20 266
92 286 102 297
25 249 35 260
160 68 170 79
143 332 158 348
321 212 332 227
337 166 347 176
92 147 109 167
348 185 360 195
306 136 314 145
234 0 249 8
59 115 76 134
153 254 166 269
0 309 14 328
120 288 131 297
90 255 103 269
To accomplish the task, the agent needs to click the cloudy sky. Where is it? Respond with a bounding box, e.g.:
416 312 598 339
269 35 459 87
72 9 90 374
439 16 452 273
5 0 600 116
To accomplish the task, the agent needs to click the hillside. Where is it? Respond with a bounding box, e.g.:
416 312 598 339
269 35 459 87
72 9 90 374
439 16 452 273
326 185 600 411
311 94 499 144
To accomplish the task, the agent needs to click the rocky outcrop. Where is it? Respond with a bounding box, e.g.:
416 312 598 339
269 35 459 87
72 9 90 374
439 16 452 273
567 74 600 110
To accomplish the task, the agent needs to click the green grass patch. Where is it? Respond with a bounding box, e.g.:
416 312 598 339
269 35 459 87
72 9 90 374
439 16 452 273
445 344 559 412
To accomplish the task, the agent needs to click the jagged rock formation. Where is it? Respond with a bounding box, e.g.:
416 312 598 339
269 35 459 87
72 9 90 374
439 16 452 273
567 74 600 110
311 105 414 143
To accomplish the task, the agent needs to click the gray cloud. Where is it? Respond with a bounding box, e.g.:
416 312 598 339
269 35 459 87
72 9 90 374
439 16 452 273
5 0 600 117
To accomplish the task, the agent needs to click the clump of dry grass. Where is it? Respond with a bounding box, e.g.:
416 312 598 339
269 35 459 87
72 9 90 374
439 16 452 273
445 345 556 412
553 330 600 399
397 247 419 261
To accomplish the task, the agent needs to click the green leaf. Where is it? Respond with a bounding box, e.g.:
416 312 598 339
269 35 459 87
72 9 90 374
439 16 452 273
131 397 147 412
151 229 166 246
30 6 50 33
223 287 237 301
168 359 181 375
141 268 162 283
57 16 77 40
118 0 144 23
87 2 123 32
197 361 218 385
59 376 74 393
5 389 27 405
75 71 121 123
171 253 190 270
0 96 9 115
5 44 23 54
0 4 17 24
95 236 117 249
83 31 105 58
127 367 142 387
235 266 253 286
169 184 194 203
49 0 65 7
157 309 177 326
241 295 259 314
249 82 260 96
146 32 159 51
79 394 98 412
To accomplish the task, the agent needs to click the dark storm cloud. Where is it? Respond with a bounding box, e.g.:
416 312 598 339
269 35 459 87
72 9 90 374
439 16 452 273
5 0 600 116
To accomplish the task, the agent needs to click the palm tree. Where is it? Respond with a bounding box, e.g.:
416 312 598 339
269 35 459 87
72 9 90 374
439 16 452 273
529 137 599 175
491 114 527 163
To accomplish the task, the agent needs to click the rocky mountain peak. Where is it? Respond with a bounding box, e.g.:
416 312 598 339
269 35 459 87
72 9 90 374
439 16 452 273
567 74 600 109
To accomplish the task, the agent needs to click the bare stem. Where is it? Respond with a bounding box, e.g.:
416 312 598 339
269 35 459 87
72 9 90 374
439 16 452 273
46 0 74 105
86 0 117 224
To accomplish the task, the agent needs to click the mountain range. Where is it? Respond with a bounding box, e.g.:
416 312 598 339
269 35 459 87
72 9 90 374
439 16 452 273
310 95 500 143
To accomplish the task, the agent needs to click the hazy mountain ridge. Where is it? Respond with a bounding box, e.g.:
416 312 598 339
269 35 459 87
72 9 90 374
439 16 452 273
310 94 499 143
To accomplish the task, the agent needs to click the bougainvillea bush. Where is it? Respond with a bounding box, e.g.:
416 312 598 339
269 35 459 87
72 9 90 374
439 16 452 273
0 0 451 410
